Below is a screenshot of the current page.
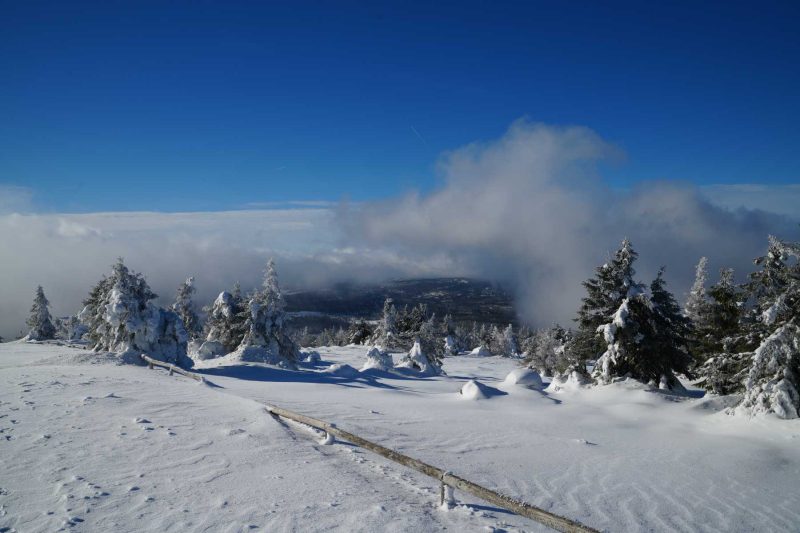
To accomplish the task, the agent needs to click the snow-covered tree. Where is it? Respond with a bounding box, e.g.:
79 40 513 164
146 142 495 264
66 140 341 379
684 257 709 326
234 258 298 365
591 251 692 389
78 259 191 367
395 303 429 348
55 315 87 341
735 236 800 418
440 314 459 355
201 288 247 355
372 298 398 349
362 346 393 371
499 324 519 357
397 338 443 375
347 319 373 345
699 268 748 394
523 325 570 376
648 268 693 388
417 314 445 365
593 282 652 385
173 277 201 339
572 238 639 367
26 286 56 341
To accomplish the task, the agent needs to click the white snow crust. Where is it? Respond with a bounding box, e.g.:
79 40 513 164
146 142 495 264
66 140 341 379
1 342 799 532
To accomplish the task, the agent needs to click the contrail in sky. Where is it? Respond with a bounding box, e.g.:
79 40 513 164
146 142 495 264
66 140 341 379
410 125 428 146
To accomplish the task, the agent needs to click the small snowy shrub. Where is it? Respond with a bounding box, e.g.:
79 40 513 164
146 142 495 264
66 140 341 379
362 346 393 371
397 339 442 375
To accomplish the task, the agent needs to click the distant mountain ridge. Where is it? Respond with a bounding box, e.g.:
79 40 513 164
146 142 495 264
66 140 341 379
284 278 516 332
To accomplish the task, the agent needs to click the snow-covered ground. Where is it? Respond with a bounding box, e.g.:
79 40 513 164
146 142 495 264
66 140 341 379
2 342 800 532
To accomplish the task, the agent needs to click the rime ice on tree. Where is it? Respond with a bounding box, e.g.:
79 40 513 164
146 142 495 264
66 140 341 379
26 286 56 341
230 258 299 366
78 258 192 367
173 277 201 339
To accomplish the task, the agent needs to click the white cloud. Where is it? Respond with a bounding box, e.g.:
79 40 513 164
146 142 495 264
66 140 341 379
341 121 800 327
2 121 798 339
0 208 448 339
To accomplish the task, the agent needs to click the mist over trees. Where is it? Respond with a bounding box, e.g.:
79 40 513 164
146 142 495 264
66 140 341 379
13 229 800 418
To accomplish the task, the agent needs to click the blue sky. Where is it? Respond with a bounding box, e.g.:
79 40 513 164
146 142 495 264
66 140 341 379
1 1 798 213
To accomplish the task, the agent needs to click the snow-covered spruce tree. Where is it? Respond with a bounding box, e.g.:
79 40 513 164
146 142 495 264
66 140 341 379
396 303 429 348
398 314 444 374
524 325 570 377
234 258 298 365
487 325 503 354
419 314 445 364
734 236 800 418
78 259 191 367
684 257 711 368
55 315 87 341
372 298 398 349
173 277 201 339
362 346 393 371
593 283 652 385
347 319 373 345
699 268 749 395
499 324 519 357
26 286 56 341
648 268 693 388
591 243 691 389
199 287 247 357
571 238 640 375
441 314 459 355
684 257 710 326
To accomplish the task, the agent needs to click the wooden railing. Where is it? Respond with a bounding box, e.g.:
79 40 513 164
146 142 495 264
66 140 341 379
139 353 597 531
140 354 206 383
266 404 599 533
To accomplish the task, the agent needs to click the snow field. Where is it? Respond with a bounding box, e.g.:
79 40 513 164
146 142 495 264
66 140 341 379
2 342 800 532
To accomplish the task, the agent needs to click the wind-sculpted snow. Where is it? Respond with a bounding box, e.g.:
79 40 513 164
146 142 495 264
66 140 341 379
2 342 800 532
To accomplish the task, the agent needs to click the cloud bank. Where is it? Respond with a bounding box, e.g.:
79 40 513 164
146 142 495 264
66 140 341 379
1 120 798 338
341 121 800 326
0 209 451 339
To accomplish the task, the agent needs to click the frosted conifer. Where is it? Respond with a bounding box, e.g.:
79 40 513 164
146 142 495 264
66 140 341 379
26 286 56 341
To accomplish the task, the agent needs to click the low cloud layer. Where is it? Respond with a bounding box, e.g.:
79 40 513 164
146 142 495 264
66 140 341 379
1 121 798 338
0 209 450 339
342 121 800 326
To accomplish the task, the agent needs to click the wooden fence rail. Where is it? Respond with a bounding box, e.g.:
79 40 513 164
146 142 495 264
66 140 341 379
266 404 599 533
140 354 206 383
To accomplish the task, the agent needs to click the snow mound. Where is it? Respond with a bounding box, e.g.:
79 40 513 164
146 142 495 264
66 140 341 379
546 370 590 393
503 368 543 389
194 340 226 360
223 345 295 368
362 347 393 371
326 363 359 378
459 379 504 400
469 346 491 357
299 349 321 364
